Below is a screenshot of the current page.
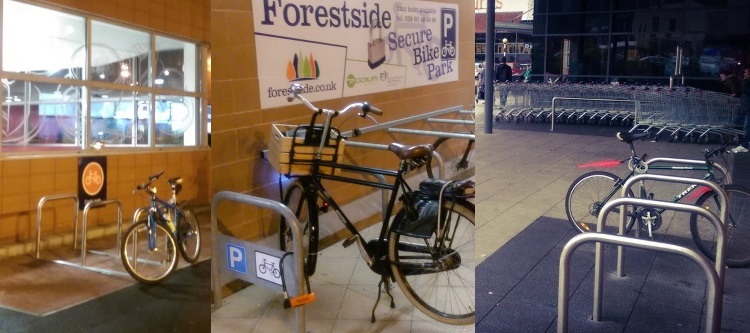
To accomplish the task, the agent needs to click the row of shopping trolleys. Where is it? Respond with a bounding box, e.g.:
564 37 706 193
490 82 743 144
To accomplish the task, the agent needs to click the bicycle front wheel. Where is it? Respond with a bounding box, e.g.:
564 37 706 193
177 208 201 264
565 171 635 233
279 180 318 277
389 200 475 325
690 185 750 267
426 137 474 179
120 220 179 284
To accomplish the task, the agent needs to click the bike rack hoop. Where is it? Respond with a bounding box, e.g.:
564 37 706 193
35 193 79 259
558 232 721 333
81 199 123 267
210 191 306 333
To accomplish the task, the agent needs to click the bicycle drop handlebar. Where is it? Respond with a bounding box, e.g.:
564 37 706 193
286 83 383 118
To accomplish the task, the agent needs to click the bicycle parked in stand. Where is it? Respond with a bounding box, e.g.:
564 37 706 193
425 111 474 180
565 131 750 267
276 84 475 325
120 171 202 283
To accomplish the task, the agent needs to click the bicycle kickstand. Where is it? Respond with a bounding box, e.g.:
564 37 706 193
371 274 395 323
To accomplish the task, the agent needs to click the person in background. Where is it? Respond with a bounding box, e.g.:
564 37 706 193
720 68 742 97
732 66 750 153
476 61 486 104
494 56 512 105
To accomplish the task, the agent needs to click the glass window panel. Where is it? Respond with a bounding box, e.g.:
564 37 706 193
2 0 85 77
155 36 199 92
90 90 150 146
548 0 610 12
547 14 609 34
155 96 198 146
686 10 730 33
2 80 81 146
91 21 150 87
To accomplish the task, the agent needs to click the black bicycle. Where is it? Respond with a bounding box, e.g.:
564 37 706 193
565 132 750 267
275 84 475 325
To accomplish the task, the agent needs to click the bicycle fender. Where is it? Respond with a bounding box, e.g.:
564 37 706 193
686 186 712 202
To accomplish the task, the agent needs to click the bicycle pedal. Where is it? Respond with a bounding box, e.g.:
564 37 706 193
342 235 358 248
283 293 316 309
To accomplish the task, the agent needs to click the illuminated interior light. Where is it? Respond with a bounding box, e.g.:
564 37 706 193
99 73 106 79
163 70 170 76
155 78 165 85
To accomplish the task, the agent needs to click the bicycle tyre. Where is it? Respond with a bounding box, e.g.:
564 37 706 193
388 200 475 325
120 219 179 284
690 185 750 268
279 180 319 277
565 171 636 233
177 208 201 264
426 137 474 179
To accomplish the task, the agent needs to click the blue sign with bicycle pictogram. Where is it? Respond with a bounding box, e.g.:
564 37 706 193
440 8 456 60
226 243 247 274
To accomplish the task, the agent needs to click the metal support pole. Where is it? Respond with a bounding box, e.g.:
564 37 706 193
484 0 495 134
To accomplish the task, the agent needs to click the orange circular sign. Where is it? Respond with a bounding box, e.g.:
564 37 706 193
82 162 104 196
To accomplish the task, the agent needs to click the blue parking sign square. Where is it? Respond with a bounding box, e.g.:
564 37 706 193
226 243 247 274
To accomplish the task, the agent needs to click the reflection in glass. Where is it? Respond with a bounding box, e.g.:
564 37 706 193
91 20 150 87
2 0 85 77
2 80 81 145
90 91 151 146
155 96 197 146
155 37 198 92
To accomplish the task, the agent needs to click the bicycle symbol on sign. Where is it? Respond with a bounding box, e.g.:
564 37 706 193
84 170 102 186
258 258 280 278
441 41 456 58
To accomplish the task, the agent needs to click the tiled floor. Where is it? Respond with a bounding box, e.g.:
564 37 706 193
0 209 212 316
211 222 476 333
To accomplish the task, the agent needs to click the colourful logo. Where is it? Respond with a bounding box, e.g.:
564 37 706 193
286 51 321 81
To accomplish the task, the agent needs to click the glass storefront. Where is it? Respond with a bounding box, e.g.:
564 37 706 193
532 0 750 90
1 0 206 150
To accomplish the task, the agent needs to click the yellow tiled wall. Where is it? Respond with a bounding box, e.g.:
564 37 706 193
39 0 211 43
0 150 210 255
211 0 475 240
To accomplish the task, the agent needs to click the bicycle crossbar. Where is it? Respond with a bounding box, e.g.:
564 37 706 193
387 128 475 140
211 191 306 333
558 232 721 333
340 105 463 137
36 193 79 259
550 97 640 132
646 157 731 185
346 141 445 179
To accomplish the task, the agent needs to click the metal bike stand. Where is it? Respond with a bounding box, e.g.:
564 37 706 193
426 118 475 125
80 199 124 271
616 174 727 279
35 193 79 259
347 141 445 180
211 191 306 333
340 105 463 137
558 232 721 333
386 128 475 141
646 157 731 185
550 97 641 132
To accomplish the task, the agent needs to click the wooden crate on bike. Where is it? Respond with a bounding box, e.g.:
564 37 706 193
269 124 345 175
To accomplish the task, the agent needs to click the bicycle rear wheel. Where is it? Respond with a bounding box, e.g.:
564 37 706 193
279 180 318 277
388 200 475 325
177 208 201 263
565 171 636 233
690 185 750 268
426 137 474 179
120 219 178 284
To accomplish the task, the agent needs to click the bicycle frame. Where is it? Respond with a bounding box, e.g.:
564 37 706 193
294 157 411 267
146 194 185 248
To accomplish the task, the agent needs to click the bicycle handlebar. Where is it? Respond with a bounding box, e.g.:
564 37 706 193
286 83 383 118
134 171 164 193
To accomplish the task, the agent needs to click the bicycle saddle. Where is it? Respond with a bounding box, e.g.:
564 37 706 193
616 132 648 143
388 143 433 160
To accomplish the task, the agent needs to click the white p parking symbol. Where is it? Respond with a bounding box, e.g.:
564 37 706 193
443 14 454 36
226 243 247 274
